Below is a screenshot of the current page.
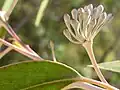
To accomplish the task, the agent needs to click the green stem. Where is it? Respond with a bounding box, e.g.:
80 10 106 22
82 41 108 84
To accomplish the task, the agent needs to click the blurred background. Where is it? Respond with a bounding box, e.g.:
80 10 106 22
0 0 120 88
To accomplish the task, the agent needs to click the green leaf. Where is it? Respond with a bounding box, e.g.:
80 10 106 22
35 0 49 27
2 0 14 11
23 79 75 90
2 0 18 17
89 60 120 73
0 60 81 90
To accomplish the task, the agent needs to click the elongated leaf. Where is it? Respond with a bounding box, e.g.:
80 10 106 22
89 60 120 73
0 60 81 90
2 0 18 17
2 0 14 11
35 0 49 27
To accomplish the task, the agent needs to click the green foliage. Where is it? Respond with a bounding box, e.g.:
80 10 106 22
0 60 81 90
89 61 120 73
2 0 14 11
35 0 49 27
0 0 120 89
24 80 75 90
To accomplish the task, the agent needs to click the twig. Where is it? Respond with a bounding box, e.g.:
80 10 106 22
0 39 43 60
50 41 57 62
83 41 108 84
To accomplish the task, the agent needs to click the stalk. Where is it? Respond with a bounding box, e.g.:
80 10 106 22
50 41 57 62
0 39 43 60
81 77 119 90
82 41 108 84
